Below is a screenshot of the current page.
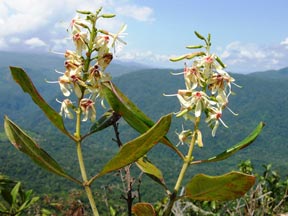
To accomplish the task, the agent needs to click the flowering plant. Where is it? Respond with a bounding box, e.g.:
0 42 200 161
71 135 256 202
4 8 264 216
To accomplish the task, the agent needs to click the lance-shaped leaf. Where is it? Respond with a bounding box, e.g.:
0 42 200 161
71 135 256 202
136 156 167 189
4 116 81 185
132 203 156 216
191 122 264 164
185 171 255 201
90 109 121 134
9 67 72 139
101 81 184 159
95 114 171 179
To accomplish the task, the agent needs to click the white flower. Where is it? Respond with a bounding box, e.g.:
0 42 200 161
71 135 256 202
176 127 193 146
72 32 88 55
58 69 83 98
80 98 96 122
70 15 89 34
206 106 228 137
58 99 74 119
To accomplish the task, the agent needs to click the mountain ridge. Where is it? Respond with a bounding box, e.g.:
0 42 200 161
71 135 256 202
1 53 288 198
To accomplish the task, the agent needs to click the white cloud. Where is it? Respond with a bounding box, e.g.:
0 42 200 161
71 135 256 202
0 38 7 49
0 0 154 52
115 4 154 21
219 41 288 73
280 37 288 47
24 37 47 48
0 1 153 37
9 37 21 44
0 0 57 37
116 49 175 68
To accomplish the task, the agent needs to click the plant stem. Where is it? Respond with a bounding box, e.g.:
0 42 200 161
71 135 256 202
163 118 200 216
75 109 99 216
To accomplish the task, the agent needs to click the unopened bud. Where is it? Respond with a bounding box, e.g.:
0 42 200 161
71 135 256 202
101 14 116 18
76 10 92 15
194 31 205 40
186 52 205 60
196 130 203 147
170 54 187 62
186 45 203 49
215 56 226 68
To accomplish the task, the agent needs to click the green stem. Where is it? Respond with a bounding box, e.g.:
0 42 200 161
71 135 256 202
75 109 99 216
163 118 200 216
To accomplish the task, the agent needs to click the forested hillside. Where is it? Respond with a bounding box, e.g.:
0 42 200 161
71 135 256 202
1 59 288 205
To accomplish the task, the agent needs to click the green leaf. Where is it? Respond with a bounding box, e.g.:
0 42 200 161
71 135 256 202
0 175 15 191
109 206 117 216
185 171 255 201
11 182 21 208
89 109 121 134
101 81 184 159
96 114 171 178
136 156 166 189
4 116 81 185
18 196 39 212
192 122 264 164
132 203 156 216
9 67 72 139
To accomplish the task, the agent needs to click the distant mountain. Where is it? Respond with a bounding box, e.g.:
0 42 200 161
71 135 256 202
0 51 149 122
1 53 288 200
249 67 288 79
0 51 149 77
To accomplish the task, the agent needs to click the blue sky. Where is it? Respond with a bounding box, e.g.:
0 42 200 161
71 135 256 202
1 0 288 73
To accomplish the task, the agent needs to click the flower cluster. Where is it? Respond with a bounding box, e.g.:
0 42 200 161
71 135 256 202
52 8 126 122
169 32 239 144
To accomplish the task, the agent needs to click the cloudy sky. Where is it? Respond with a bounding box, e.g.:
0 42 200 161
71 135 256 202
1 0 288 73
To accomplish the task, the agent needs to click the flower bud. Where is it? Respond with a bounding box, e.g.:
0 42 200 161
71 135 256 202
186 45 203 49
177 129 193 146
101 14 116 18
186 52 205 60
170 54 187 62
194 31 205 40
196 129 203 147
215 56 226 68
76 10 92 15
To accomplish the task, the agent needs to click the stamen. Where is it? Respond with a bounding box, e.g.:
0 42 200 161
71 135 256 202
45 79 58 83
219 118 229 128
232 82 242 88
170 71 185 75
163 93 178 97
55 98 62 104
49 49 65 56
226 106 239 116
54 69 64 74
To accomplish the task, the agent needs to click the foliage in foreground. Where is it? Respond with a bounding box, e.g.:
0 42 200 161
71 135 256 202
0 175 39 216
1 160 286 215
167 160 288 215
